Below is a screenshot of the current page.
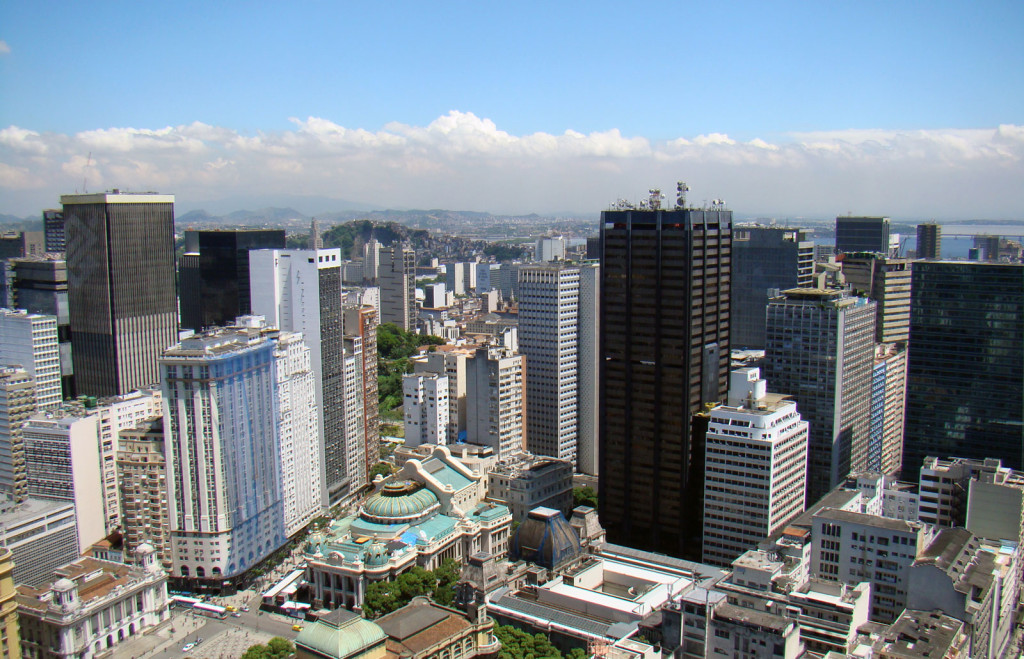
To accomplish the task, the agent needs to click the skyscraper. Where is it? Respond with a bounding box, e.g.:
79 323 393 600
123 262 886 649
250 248 347 505
179 229 286 331
835 216 891 255
344 305 380 488
730 226 814 350
519 263 579 465
839 253 912 344
62 192 177 397
902 262 1024 478
43 209 65 253
402 373 449 447
464 346 525 459
379 245 416 330
0 309 61 410
916 223 941 259
599 189 732 559
764 289 876 503
576 263 600 476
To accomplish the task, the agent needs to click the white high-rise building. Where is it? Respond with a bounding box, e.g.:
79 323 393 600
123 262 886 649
250 248 356 506
402 373 449 448
0 308 61 410
21 412 105 553
465 347 525 459
380 246 416 331
274 329 323 537
413 349 471 445
340 336 366 494
161 322 304 589
535 237 567 262
363 238 381 282
519 264 579 465
576 263 599 475
701 368 809 567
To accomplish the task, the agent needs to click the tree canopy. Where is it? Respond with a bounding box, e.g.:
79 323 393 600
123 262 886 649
494 624 587 659
573 486 598 510
361 559 461 618
240 636 294 659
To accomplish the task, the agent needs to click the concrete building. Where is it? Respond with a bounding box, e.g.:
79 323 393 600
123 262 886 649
840 253 912 344
764 289 876 504
869 343 907 475
475 262 492 293
835 216 891 255
16 546 168 659
534 237 566 262
340 336 367 496
21 412 105 553
730 226 814 350
0 309 61 410
576 263 600 476
422 282 446 309
249 248 352 505
916 222 941 260
412 349 471 446
497 262 523 302
4 256 74 399
600 193 732 560
161 324 306 592
0 232 44 261
402 373 450 448
0 367 33 502
917 457 1024 538
116 417 169 566
344 305 380 490
380 245 416 330
43 209 64 253
487 455 573 523
62 192 177 397
0 548 20 659
872 609 968 659
706 604 801 659
304 447 511 610
903 262 1024 479
519 264 579 465
464 347 525 459
701 368 809 567
0 497 79 588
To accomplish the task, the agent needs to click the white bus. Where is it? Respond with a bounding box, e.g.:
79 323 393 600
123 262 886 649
170 595 202 609
193 602 228 619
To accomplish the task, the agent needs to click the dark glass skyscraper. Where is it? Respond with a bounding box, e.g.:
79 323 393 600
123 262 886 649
178 230 286 331
599 198 731 560
836 216 891 255
730 226 814 349
62 192 177 397
902 262 1024 478
916 223 941 259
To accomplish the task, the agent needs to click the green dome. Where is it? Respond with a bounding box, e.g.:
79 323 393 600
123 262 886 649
361 481 439 523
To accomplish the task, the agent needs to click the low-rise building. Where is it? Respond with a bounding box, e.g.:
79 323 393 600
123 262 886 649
871 609 969 659
487 455 573 523
0 497 79 588
16 544 168 658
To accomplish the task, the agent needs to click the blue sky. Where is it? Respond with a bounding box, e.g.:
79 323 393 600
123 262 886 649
1 1 1023 218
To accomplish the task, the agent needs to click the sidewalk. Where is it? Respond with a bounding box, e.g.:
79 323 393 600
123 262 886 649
116 611 206 658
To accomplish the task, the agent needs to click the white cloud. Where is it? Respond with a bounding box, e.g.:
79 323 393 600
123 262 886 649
0 114 1022 219
0 41 10 55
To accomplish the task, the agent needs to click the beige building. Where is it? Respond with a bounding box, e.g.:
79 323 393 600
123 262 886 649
840 253 912 344
0 548 21 659
116 417 169 567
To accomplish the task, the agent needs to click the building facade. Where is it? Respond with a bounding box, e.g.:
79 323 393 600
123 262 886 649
599 197 732 560
402 373 450 447
840 253 912 344
0 497 79 588
379 246 416 330
0 367 34 502
345 305 380 486
903 262 1024 479
116 418 170 567
916 222 941 259
62 192 177 397
464 347 525 459
0 309 61 411
835 216 891 255
764 289 876 504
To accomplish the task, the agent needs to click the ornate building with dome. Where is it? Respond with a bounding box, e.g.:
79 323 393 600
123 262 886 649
304 446 512 609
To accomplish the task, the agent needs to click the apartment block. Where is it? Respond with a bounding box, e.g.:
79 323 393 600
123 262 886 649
403 373 450 448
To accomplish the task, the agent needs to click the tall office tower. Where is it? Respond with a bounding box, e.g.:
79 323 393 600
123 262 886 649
498 262 523 302
465 347 525 458
519 264 579 465
363 238 381 282
445 262 467 296
730 226 814 350
178 230 287 332
0 309 61 410
576 263 600 476
344 306 379 484
250 248 346 506
475 262 492 293
44 209 65 253
0 367 34 502
177 251 201 331
535 237 567 262
586 236 602 261
62 192 177 397
6 257 74 398
868 343 907 475
840 254 912 343
274 328 323 536
835 216 891 255
21 412 104 553
599 189 732 559
463 261 477 292
0 231 44 260
380 245 416 330
701 368 808 567
413 349 471 445
916 223 941 259
310 218 323 250
764 289 876 504
423 283 447 309
339 335 366 495
903 262 1024 478
402 373 450 447
161 325 294 591
117 417 170 564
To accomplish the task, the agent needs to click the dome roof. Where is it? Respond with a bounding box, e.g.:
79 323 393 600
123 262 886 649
365 542 389 567
509 507 582 570
361 481 439 523
52 578 75 592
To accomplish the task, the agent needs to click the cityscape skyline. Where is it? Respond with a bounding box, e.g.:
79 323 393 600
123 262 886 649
1 3 1023 219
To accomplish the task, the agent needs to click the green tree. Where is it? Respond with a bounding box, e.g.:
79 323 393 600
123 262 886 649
370 462 394 480
573 486 598 510
495 624 567 659
240 637 294 659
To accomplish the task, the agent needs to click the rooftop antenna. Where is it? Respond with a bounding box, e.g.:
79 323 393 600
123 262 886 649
648 188 664 210
82 152 92 193
675 181 689 209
